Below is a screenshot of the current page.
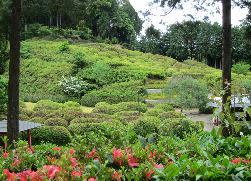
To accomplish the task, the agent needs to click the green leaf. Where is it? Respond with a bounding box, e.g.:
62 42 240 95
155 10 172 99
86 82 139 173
166 167 180 179
164 163 175 174
196 175 202 181
231 175 242 181
235 167 246 171
139 135 147 148
128 131 136 136
200 121 204 130
211 127 217 138
93 160 101 170
217 126 225 137
148 135 155 144
105 153 114 163
212 156 222 166
179 153 189 161
222 158 230 169
182 119 189 131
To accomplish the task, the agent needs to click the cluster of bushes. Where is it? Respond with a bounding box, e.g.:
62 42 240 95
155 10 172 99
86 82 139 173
17 100 202 145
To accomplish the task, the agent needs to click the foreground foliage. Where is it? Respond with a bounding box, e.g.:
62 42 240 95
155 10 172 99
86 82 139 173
1 125 251 180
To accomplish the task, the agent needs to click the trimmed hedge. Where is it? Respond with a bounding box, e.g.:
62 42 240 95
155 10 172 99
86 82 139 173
95 102 110 107
67 123 108 136
81 80 145 107
153 103 175 112
19 126 71 146
28 117 46 124
115 116 139 125
19 114 29 121
19 108 35 117
114 111 139 117
82 113 115 119
144 109 166 117
91 105 121 115
130 116 160 137
62 110 83 123
158 111 186 120
33 100 66 111
71 118 119 124
116 102 148 113
44 118 68 127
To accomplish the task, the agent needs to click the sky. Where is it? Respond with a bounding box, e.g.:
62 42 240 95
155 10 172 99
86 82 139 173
129 0 249 34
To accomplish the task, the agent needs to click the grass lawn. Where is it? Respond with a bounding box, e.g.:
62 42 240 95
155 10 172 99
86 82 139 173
24 102 94 113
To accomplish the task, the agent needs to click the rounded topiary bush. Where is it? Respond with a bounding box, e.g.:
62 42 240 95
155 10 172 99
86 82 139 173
116 102 148 113
91 105 121 115
145 109 166 117
82 113 115 119
31 110 54 119
130 116 160 137
115 116 139 125
19 114 29 121
158 111 186 121
19 126 71 146
19 100 26 108
19 108 35 117
62 110 83 123
28 117 46 124
33 100 66 111
114 111 139 117
154 103 175 112
71 118 119 124
67 123 108 136
95 102 110 107
45 118 68 127
64 101 80 108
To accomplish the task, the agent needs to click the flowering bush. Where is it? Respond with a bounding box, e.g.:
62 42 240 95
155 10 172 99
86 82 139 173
1 124 251 180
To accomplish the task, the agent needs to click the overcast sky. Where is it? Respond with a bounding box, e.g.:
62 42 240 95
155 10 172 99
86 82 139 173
129 0 249 34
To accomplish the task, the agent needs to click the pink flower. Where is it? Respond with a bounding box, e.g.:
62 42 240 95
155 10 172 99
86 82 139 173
3 169 17 180
127 154 139 167
112 171 121 181
69 149 76 155
145 168 154 180
52 147 61 151
231 158 240 164
145 146 150 149
112 147 123 164
11 158 20 166
88 177 97 181
42 165 61 179
86 149 96 157
2 152 8 158
154 163 163 168
71 170 82 179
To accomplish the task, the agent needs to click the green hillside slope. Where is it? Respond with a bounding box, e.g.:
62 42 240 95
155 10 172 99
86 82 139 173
3 38 251 104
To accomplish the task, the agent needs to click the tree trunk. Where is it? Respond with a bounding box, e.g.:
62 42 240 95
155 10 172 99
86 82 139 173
221 0 232 138
7 0 22 149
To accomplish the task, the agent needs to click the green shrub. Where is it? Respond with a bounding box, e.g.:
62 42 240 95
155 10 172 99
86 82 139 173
71 118 119 124
81 81 145 107
114 111 139 117
33 100 66 111
104 38 111 44
91 105 121 115
67 123 109 136
19 100 26 108
19 108 35 117
31 110 53 119
130 116 160 137
0 76 8 113
234 121 251 136
20 126 71 146
19 114 29 121
111 37 119 44
62 110 83 123
166 119 201 139
96 36 102 43
28 117 46 124
158 111 186 121
82 113 115 119
232 62 251 76
116 102 148 113
20 93 69 103
64 101 80 108
59 41 70 52
115 116 139 125
20 41 33 59
154 103 175 112
145 109 166 117
44 118 68 127
95 102 110 107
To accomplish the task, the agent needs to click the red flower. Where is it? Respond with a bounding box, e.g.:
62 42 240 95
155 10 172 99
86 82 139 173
145 146 150 150
145 168 154 180
112 147 122 164
86 149 97 157
52 147 61 151
112 171 121 181
2 152 8 158
88 177 97 181
127 154 139 167
11 158 20 166
42 165 61 179
71 170 82 179
154 163 163 168
3 169 17 180
69 149 76 155
231 158 240 164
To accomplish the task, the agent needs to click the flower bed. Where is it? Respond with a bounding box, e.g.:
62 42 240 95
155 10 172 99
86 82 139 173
1 125 251 180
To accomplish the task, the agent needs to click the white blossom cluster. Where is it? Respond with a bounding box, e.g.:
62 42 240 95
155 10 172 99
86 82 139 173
58 76 88 96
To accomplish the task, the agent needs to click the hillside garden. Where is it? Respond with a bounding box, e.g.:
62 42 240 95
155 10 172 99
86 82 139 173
0 38 251 180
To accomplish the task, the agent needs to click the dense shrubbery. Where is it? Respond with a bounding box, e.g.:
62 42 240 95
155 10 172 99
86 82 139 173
81 81 146 107
91 105 121 115
144 109 166 117
157 111 186 120
116 101 148 113
153 102 175 112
